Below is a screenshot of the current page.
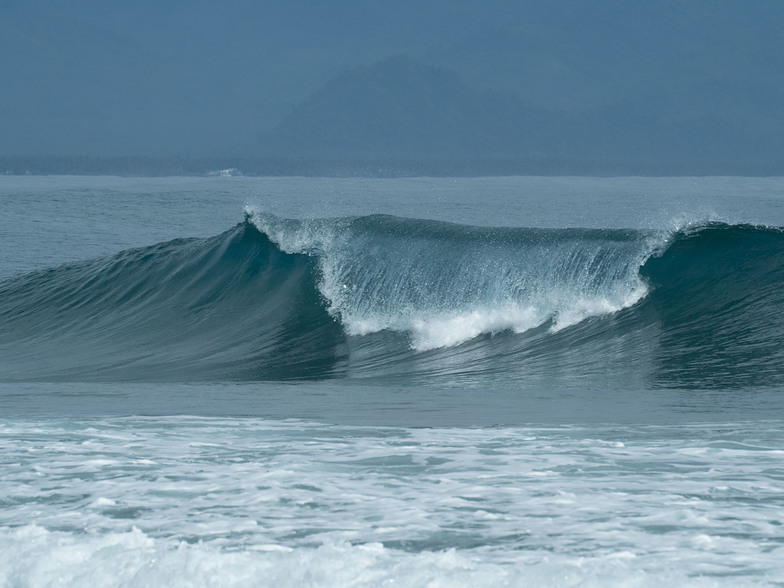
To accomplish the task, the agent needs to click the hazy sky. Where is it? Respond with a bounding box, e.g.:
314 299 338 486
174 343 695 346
2 0 782 167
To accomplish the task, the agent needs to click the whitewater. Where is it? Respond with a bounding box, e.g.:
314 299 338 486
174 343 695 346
1 175 784 587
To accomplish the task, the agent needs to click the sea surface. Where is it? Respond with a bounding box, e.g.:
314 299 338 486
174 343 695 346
1 175 783 586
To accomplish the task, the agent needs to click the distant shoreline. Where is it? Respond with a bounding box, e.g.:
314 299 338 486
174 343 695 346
1 155 782 178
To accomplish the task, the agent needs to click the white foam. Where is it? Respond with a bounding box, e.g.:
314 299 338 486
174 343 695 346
0 525 734 588
407 305 543 350
343 288 651 351
341 304 545 350
1 417 782 588
550 287 649 333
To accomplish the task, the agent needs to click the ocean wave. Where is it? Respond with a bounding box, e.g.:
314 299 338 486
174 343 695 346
1 214 782 387
250 211 655 349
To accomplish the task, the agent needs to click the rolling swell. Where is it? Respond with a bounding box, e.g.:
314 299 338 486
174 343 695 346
640 223 784 387
0 215 782 388
0 222 344 381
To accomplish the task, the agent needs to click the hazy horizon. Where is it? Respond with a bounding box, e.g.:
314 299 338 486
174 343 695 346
2 0 783 173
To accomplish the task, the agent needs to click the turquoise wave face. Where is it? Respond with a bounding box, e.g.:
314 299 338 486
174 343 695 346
640 222 784 388
0 223 343 381
1 215 782 388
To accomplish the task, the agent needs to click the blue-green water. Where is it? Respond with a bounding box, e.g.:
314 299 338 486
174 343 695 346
1 176 783 586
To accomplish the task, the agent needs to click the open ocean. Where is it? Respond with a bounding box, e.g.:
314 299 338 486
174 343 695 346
1 175 783 587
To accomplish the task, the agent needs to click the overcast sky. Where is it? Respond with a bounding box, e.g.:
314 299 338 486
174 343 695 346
2 0 782 168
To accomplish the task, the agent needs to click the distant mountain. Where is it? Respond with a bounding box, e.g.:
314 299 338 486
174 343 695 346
262 55 783 169
264 57 554 158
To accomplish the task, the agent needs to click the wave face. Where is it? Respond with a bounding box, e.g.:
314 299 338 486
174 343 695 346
1 214 782 388
0 223 344 381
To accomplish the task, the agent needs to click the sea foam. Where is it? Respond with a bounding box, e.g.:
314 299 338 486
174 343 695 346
0 524 730 588
2 417 781 587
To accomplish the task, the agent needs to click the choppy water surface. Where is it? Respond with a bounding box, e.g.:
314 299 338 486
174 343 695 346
2 418 783 587
1 175 783 586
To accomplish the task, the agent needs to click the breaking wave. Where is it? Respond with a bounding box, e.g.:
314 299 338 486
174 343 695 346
1 212 782 388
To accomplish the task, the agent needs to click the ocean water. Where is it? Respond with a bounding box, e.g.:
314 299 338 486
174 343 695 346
1 175 783 587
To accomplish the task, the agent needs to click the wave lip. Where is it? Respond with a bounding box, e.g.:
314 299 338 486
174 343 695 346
250 210 656 350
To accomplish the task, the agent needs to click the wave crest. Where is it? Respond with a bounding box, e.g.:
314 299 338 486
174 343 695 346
1 214 782 387
249 211 654 349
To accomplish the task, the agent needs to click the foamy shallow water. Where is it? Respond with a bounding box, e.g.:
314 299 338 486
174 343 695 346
2 417 782 587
